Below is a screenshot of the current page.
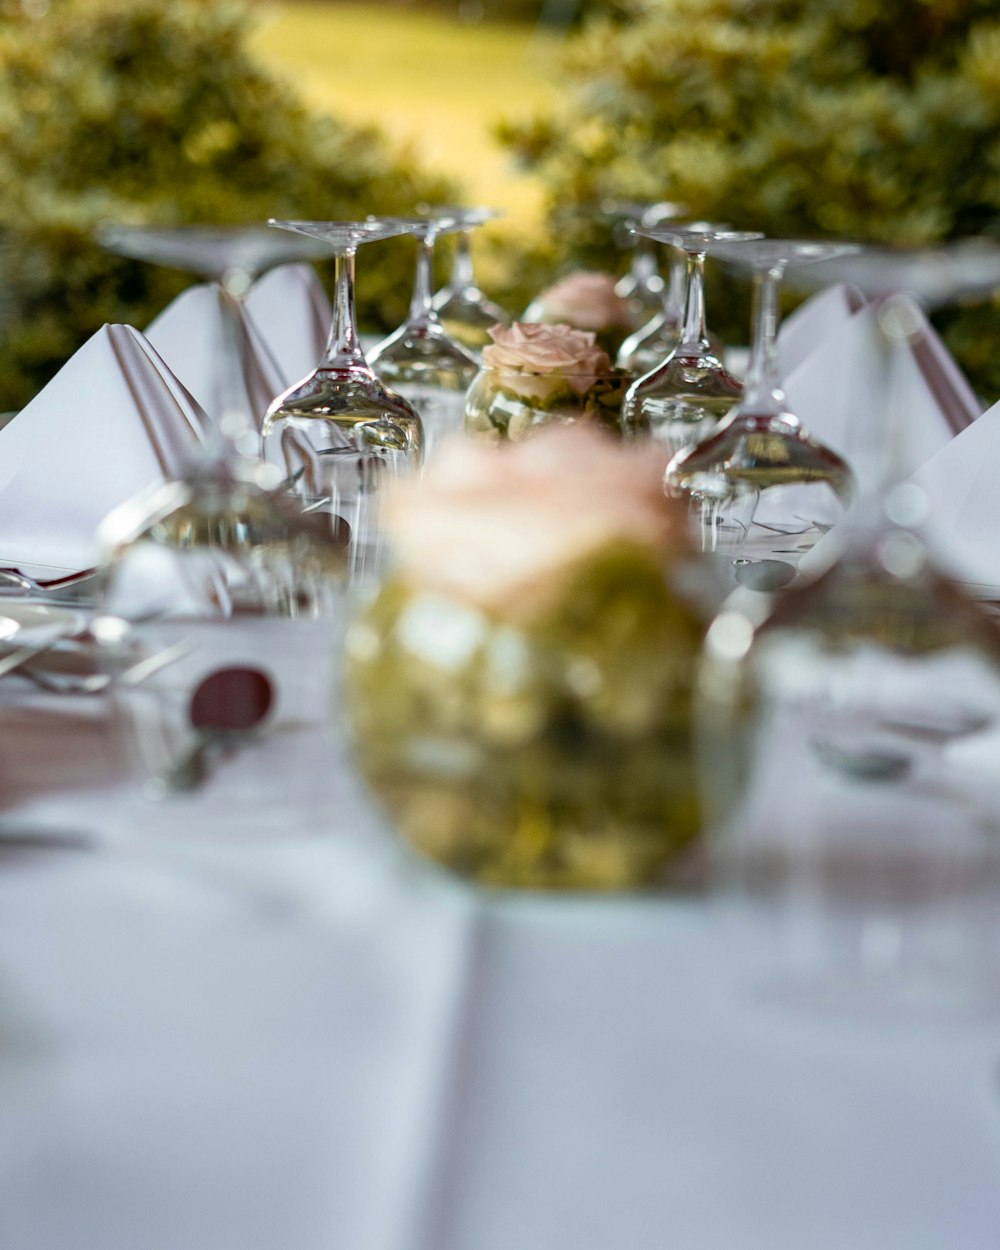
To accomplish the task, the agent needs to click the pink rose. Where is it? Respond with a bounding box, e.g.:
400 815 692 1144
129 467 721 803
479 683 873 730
481 321 611 402
526 270 634 333
380 425 685 615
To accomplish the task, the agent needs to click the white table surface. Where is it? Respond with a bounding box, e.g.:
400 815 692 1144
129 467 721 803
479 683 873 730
0 684 999 1250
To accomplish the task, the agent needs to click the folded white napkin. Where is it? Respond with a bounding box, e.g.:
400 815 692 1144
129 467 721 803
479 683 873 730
777 282 867 379
784 301 982 492
0 324 206 576
245 262 330 388
145 284 285 430
911 394 1000 589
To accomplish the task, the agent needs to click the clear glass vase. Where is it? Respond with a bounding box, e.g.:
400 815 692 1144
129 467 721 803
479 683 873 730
343 541 704 889
463 364 629 441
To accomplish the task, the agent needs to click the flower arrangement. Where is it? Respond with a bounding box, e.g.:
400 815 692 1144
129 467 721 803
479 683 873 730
344 425 705 890
464 321 627 439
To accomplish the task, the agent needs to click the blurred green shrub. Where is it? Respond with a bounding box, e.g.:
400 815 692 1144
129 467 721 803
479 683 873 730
500 0 1000 398
0 0 455 410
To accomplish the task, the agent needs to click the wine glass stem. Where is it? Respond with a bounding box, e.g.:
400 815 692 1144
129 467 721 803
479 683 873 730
449 231 475 294
322 247 367 370
841 295 918 537
679 250 710 353
209 282 257 462
408 237 437 327
863 299 914 511
740 265 790 418
664 250 687 324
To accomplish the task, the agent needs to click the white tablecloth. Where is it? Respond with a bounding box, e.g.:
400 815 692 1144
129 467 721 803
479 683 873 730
0 690 999 1249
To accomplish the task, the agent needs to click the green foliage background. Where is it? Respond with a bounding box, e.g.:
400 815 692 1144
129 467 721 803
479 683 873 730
501 0 1000 399
0 0 455 411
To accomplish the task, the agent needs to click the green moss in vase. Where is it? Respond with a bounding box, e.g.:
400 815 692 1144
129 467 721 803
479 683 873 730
343 425 705 891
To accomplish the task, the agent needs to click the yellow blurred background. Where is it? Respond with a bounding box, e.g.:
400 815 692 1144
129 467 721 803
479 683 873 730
249 3 564 243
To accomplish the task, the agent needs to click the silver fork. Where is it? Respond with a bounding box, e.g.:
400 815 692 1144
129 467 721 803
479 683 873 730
14 639 192 695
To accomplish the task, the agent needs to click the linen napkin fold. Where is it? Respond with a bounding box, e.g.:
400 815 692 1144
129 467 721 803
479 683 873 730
245 262 331 388
911 394 1000 589
145 283 286 430
0 324 206 576
777 282 867 379
783 300 982 493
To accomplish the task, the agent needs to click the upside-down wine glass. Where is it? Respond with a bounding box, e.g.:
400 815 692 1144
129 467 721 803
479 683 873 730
368 215 479 456
261 219 425 582
606 199 688 326
430 206 509 354
617 240 690 375
698 239 1000 1020
621 224 763 456
95 226 347 793
665 239 855 560
100 224 332 430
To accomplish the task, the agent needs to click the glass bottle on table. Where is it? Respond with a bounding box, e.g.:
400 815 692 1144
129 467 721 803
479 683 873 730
621 224 763 457
698 240 1000 1020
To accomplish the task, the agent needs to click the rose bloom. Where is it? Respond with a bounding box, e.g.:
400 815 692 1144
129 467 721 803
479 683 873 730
381 425 685 617
481 321 611 402
527 270 634 333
